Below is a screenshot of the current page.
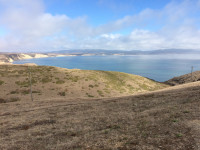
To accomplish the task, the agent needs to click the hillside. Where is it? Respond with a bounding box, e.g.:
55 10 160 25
1 49 200 64
0 65 168 102
0 79 200 149
51 49 200 55
0 53 67 64
166 71 200 85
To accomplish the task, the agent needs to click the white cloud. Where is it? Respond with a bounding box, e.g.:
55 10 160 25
0 0 200 52
100 34 121 39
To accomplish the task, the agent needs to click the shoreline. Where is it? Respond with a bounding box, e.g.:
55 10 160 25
0 53 77 65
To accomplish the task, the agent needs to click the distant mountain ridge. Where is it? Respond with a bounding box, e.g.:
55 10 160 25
1 49 200 64
49 49 200 55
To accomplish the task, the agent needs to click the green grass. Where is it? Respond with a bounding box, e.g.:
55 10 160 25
0 80 4 85
56 80 65 84
140 84 149 90
172 119 178 122
41 78 52 83
0 65 168 100
176 133 183 138
15 79 37 87
97 90 104 97
15 81 29 87
183 110 190 113
103 88 110 94
97 71 131 92
66 76 79 82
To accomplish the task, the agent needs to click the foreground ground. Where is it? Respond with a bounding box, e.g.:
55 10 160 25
0 81 200 149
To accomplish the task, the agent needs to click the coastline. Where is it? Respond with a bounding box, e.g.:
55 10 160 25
0 53 76 65
0 53 126 65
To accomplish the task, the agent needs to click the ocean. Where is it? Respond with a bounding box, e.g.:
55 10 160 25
13 55 200 82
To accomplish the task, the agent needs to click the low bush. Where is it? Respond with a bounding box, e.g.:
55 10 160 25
56 80 65 84
58 92 66 96
0 98 6 103
0 80 4 85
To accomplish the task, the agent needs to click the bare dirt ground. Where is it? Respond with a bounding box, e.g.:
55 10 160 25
0 81 200 149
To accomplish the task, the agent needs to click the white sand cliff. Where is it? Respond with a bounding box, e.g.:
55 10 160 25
0 53 68 64
20 54 48 60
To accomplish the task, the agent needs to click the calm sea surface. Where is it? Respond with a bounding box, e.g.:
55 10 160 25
14 55 200 82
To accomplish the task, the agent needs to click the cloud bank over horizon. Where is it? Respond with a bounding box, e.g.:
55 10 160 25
0 0 200 52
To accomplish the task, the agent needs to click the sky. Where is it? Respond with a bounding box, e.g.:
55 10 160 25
0 0 200 52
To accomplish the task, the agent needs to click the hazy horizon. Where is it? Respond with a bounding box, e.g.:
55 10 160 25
1 48 200 54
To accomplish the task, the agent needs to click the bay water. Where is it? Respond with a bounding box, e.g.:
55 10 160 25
14 55 200 82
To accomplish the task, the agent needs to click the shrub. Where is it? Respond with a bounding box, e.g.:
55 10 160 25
58 92 65 96
32 91 41 93
18 70 24 74
0 80 4 85
56 80 65 84
97 90 104 97
86 93 94 97
9 97 20 102
41 78 52 83
0 98 6 103
10 90 19 94
15 81 29 87
21 90 30 95
0 97 20 103
89 85 94 88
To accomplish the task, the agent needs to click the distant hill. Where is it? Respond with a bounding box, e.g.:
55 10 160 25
0 53 48 64
1 49 200 64
49 49 200 55
0 65 168 102
0 53 65 64
166 71 200 85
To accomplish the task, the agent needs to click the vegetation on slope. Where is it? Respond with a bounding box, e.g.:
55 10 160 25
0 65 168 102
166 71 200 85
0 81 199 149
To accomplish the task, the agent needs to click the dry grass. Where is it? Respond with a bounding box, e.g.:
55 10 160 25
0 65 168 102
1 64 199 149
166 71 200 85
0 81 200 149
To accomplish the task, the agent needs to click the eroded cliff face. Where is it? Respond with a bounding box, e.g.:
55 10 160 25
0 53 49 64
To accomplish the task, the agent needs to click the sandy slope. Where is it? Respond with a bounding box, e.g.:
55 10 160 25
0 79 200 149
0 53 71 64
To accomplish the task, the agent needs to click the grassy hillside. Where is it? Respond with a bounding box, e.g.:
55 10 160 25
0 65 168 102
0 80 199 149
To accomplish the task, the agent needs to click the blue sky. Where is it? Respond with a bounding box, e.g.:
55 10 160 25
44 0 170 26
0 0 200 52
